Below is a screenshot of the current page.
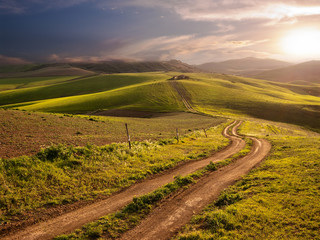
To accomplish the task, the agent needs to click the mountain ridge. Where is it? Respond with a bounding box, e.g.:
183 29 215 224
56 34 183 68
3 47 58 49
196 57 292 75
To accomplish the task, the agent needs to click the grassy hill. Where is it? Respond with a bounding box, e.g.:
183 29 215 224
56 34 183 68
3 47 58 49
71 59 199 73
182 73 320 131
0 73 185 113
0 60 199 78
0 64 95 78
254 60 320 84
0 72 320 131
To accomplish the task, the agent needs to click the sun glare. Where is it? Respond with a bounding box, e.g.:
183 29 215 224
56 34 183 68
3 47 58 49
282 29 320 58
282 28 320 58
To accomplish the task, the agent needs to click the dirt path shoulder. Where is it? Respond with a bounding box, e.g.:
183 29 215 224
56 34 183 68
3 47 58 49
120 137 271 240
2 121 244 240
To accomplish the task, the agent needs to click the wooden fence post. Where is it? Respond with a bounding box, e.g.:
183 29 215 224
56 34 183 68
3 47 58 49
176 128 179 143
125 123 131 150
203 128 207 138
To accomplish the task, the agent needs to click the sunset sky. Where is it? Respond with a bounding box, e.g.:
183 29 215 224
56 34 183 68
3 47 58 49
1 0 320 64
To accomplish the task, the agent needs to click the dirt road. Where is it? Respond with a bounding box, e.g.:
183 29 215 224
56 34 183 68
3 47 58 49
2 121 245 240
121 137 271 240
169 80 196 112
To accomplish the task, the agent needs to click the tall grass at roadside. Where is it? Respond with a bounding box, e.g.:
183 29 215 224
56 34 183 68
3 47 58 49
54 138 253 240
0 122 230 224
174 121 320 240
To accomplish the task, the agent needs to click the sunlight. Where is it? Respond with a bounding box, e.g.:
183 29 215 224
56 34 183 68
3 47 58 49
282 28 320 58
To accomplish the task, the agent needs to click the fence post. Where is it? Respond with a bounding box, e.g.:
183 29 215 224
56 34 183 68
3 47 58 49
176 128 179 143
125 123 131 150
203 128 207 138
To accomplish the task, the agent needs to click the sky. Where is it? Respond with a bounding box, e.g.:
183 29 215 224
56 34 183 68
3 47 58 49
1 0 320 65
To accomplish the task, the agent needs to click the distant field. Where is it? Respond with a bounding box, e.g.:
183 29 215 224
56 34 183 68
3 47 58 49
181 73 320 131
0 76 79 91
0 109 224 158
1 72 320 131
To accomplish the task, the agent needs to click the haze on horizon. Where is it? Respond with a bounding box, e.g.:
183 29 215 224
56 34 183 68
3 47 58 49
1 0 320 65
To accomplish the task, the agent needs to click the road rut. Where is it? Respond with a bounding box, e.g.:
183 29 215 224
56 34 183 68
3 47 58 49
3 121 245 240
121 135 271 240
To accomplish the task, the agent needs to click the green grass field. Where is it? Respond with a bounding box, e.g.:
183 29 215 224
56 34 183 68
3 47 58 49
174 120 320 239
0 76 78 91
0 109 224 158
0 121 230 223
1 72 319 131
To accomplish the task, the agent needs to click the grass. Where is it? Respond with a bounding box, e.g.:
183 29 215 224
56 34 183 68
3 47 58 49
1 72 319 131
0 121 230 224
12 80 185 113
0 109 224 158
0 73 166 107
179 73 320 132
174 120 320 239
53 138 253 240
0 76 78 91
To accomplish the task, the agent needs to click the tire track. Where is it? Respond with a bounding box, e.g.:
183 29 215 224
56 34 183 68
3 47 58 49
169 80 196 112
2 121 245 240
121 131 271 240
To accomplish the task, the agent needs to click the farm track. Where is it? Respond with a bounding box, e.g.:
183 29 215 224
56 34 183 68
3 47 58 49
2 121 246 240
169 80 196 112
121 132 271 240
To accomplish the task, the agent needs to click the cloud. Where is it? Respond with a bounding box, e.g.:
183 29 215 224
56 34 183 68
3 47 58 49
110 34 268 63
113 0 320 23
0 55 32 65
4 0 320 23
0 0 25 13
0 0 88 14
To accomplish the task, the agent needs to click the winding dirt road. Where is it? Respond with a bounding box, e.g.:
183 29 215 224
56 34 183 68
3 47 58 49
2 121 247 240
121 134 271 240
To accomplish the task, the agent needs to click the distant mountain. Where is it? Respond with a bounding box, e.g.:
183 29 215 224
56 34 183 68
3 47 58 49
71 60 199 74
197 57 292 76
254 61 320 84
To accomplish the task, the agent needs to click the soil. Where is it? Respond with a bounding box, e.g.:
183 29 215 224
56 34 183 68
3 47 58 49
0 109 222 159
121 138 271 240
1 121 246 240
88 109 176 118
0 109 122 158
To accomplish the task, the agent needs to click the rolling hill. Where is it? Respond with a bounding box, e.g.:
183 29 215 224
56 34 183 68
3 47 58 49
197 57 291 76
1 71 320 132
0 60 200 78
254 60 320 84
71 59 199 73
0 64 95 78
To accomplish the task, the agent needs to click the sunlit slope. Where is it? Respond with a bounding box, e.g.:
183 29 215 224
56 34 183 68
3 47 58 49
0 73 165 106
1 72 320 131
11 80 185 113
0 76 79 91
183 73 320 131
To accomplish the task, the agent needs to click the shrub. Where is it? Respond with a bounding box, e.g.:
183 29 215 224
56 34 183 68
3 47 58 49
37 145 73 162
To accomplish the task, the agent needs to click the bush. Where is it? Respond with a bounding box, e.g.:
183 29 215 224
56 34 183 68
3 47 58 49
215 192 242 207
37 145 73 162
